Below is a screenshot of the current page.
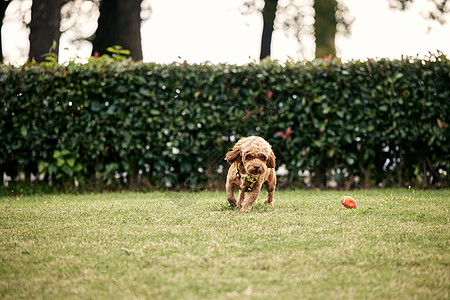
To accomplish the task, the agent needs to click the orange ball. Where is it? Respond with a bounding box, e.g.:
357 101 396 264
340 196 357 209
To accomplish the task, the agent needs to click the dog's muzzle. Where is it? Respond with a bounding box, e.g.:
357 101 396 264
251 165 261 175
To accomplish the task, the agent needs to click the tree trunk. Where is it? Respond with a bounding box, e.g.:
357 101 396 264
313 0 337 58
29 0 63 62
92 0 143 60
260 0 278 60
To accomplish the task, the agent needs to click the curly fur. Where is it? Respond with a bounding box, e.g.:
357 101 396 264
225 136 277 212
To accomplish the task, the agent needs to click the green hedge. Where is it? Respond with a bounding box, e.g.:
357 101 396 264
1 53 449 190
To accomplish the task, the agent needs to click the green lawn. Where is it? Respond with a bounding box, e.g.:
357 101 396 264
0 189 449 299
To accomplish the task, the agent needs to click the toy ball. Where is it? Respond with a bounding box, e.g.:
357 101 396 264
340 196 357 209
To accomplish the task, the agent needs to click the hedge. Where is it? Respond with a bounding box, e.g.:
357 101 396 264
1 53 449 191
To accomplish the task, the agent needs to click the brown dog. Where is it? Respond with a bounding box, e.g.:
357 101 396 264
225 136 276 212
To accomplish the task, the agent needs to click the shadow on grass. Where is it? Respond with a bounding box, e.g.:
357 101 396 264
211 201 275 213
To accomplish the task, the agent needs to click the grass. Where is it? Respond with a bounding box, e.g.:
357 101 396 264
0 189 449 299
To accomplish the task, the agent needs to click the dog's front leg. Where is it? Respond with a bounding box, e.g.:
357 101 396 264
226 184 237 207
240 185 262 212
264 181 275 206
236 189 246 207
264 189 274 206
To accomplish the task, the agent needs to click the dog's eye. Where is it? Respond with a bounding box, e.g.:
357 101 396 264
259 155 266 161
246 155 253 160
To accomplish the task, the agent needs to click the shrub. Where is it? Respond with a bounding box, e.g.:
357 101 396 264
0 53 448 191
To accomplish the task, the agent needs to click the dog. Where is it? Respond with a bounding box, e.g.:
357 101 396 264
225 136 276 212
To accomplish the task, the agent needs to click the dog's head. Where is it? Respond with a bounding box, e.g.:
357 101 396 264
226 136 276 177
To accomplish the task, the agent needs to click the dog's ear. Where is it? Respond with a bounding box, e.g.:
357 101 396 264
267 149 276 168
226 137 248 164
225 147 241 164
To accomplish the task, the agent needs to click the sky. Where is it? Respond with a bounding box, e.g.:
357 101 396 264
2 0 450 65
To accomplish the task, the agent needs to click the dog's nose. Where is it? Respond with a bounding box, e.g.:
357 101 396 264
254 165 260 170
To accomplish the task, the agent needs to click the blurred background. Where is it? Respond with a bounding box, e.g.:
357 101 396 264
1 0 449 65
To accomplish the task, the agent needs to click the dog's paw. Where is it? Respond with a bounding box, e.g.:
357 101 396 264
240 206 251 212
227 199 237 207
264 200 273 206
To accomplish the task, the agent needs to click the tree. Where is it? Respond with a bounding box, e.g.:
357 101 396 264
260 0 277 59
242 0 350 60
389 0 449 24
92 0 143 60
244 0 449 60
3 0 150 63
313 0 337 58
29 0 64 62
